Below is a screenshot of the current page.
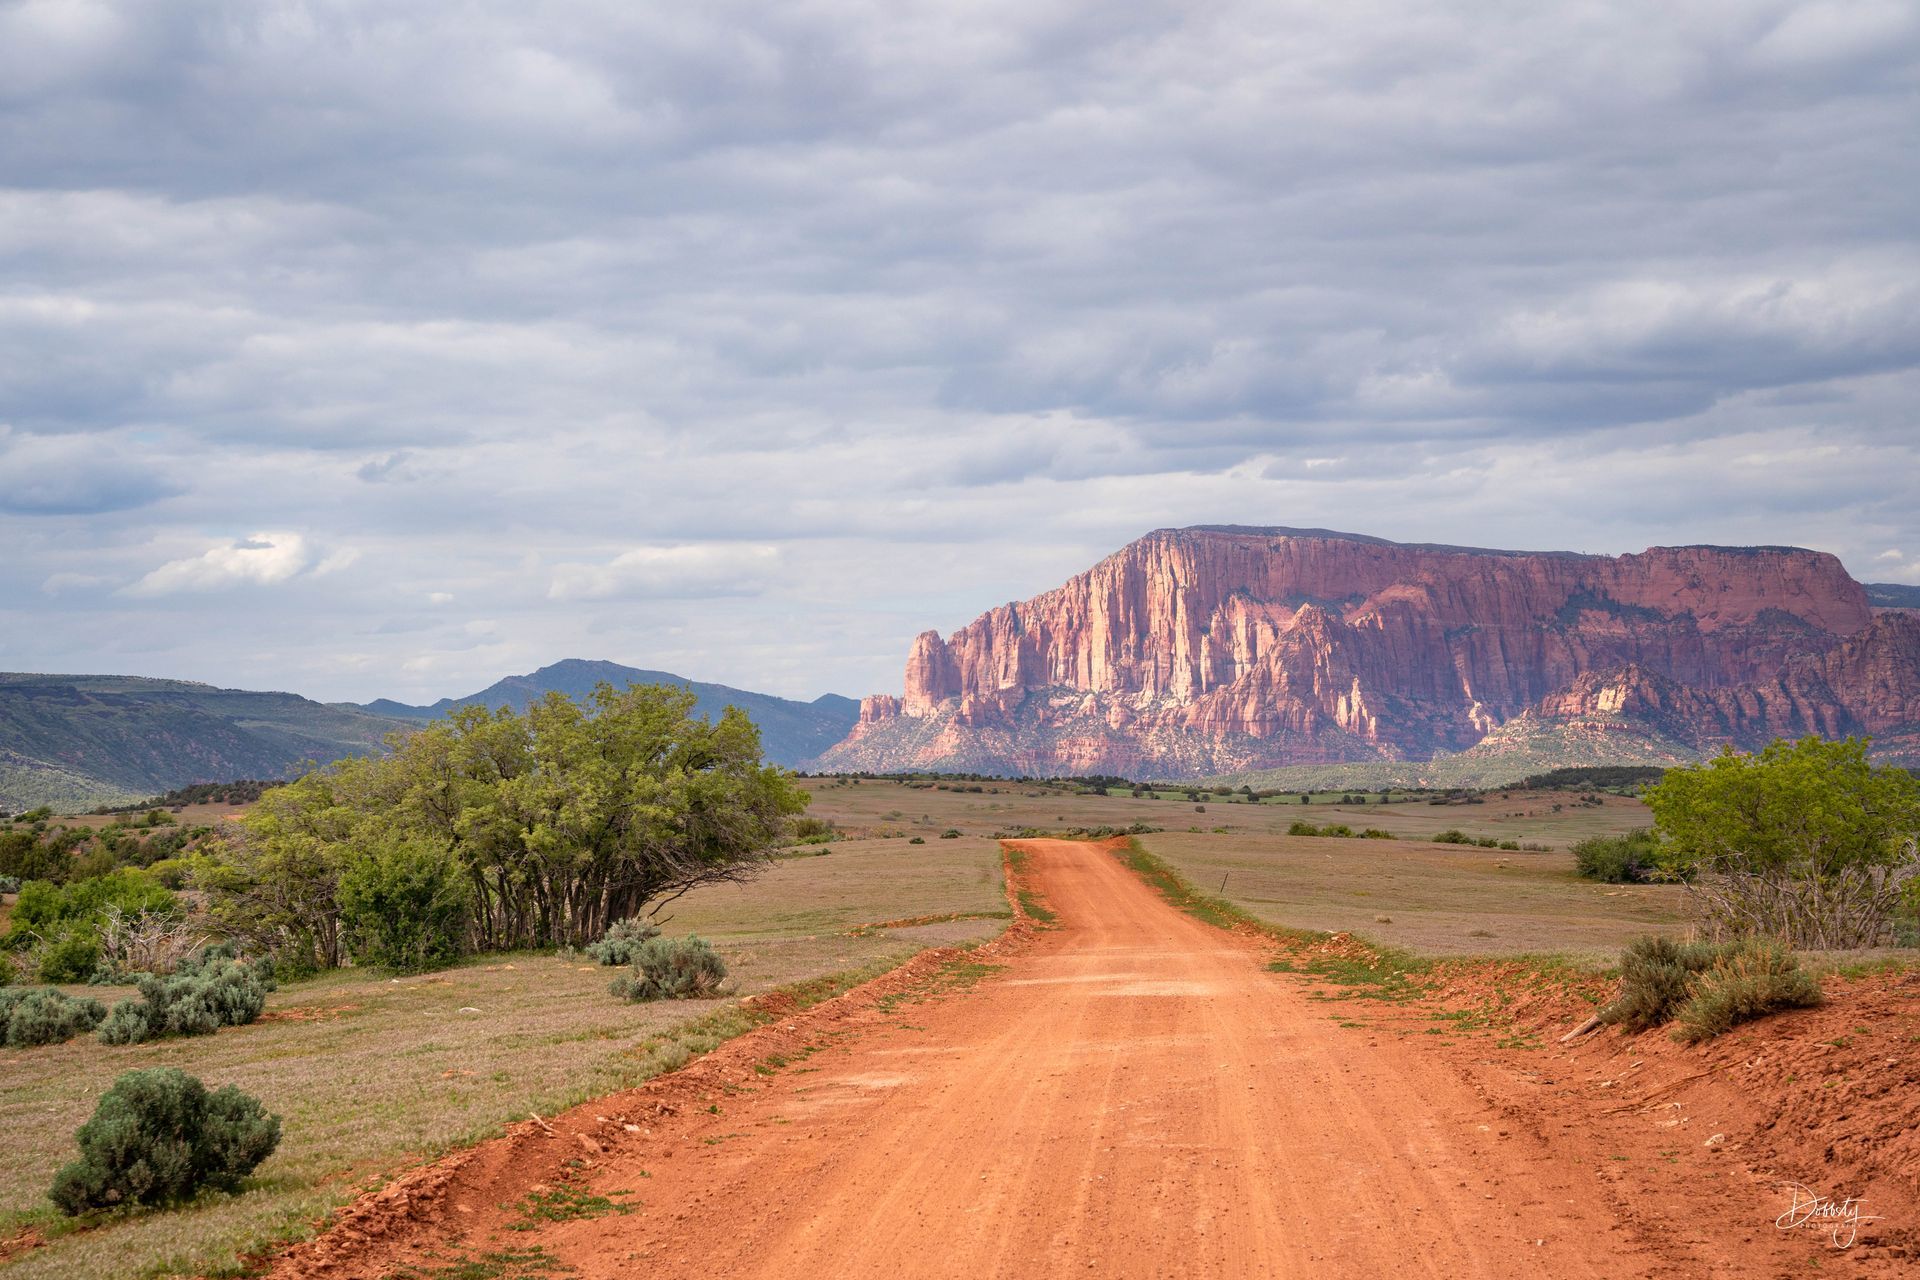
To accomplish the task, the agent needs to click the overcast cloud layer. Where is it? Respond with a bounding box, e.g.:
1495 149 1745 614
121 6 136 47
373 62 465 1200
2 0 1917 704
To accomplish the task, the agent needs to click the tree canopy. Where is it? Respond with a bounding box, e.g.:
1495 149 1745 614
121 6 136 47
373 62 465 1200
212 682 807 968
1644 736 1920 948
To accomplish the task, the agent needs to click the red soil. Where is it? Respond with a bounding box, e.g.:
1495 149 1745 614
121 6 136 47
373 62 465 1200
263 839 1915 1278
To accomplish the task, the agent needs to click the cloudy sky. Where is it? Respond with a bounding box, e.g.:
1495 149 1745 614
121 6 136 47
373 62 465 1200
2 0 1916 705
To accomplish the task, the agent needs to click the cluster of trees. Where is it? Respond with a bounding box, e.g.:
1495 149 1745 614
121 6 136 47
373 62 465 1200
1645 737 1920 950
1566 738 1919 948
1 817 201 890
2 683 805 984
1519 765 1666 793
204 683 807 972
95 780 285 813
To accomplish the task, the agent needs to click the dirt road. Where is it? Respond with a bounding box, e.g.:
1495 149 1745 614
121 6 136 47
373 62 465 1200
288 839 1866 1278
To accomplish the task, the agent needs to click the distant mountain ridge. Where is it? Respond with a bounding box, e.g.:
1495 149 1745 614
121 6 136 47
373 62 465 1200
0 661 857 811
355 659 859 767
817 526 1920 781
0 673 410 811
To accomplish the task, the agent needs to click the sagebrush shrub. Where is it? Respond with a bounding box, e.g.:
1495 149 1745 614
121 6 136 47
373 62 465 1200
1600 937 1728 1032
609 935 728 1002
1601 936 1823 1042
1672 941 1823 1044
48 1068 281 1215
97 944 273 1046
585 917 661 966
0 987 107 1047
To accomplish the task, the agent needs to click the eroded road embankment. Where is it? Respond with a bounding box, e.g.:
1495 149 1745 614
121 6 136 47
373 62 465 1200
275 840 1879 1278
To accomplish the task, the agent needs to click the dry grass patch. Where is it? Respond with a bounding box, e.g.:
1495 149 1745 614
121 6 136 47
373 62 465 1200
1134 830 1683 959
799 778 1649 850
667 835 1006 938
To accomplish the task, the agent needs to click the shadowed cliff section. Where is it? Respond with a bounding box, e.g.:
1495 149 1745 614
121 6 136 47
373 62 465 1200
817 527 1919 780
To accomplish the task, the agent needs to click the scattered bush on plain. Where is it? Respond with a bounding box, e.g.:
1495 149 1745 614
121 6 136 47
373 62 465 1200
96 944 274 1046
48 1068 280 1215
584 916 661 966
1896 880 1920 947
1672 940 1825 1044
90 906 210 984
1600 936 1727 1032
1572 830 1659 883
34 930 103 983
789 816 837 845
1599 935 1822 1041
3 868 180 982
0 986 107 1047
1287 820 1396 840
609 935 729 1002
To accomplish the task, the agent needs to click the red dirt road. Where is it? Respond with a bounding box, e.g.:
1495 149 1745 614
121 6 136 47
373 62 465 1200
281 839 1887 1278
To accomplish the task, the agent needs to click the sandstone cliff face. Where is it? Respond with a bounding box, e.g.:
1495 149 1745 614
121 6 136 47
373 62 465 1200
817 527 1912 777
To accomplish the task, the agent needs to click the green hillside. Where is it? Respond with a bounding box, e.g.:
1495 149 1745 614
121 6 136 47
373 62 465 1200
0 674 410 811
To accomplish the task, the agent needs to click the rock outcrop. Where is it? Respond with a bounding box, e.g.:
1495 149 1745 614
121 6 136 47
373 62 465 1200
818 527 1918 778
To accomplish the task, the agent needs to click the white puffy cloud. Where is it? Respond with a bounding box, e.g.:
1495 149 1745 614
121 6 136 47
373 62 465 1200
125 531 328 596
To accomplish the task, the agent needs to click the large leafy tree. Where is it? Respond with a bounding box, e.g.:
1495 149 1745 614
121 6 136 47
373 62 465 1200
1645 736 1920 948
213 682 807 963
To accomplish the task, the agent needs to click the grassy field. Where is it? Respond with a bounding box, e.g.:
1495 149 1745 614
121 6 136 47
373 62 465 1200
800 777 1650 848
1131 831 1684 958
799 780 1677 958
0 838 1005 1280
35 803 251 833
671 836 1008 938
